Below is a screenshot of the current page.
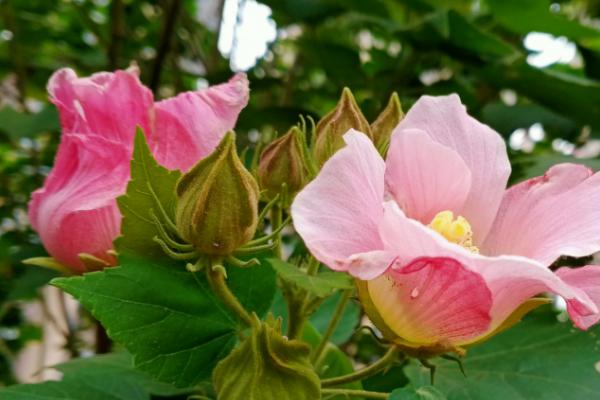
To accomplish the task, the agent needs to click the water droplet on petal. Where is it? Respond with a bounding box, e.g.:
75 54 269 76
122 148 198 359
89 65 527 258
410 287 419 299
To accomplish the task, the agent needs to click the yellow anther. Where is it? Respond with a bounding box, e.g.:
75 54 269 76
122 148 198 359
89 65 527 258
429 210 453 233
428 211 479 253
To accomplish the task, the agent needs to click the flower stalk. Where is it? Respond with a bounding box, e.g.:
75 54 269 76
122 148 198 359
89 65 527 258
311 289 352 364
205 265 254 327
321 388 390 399
321 345 400 387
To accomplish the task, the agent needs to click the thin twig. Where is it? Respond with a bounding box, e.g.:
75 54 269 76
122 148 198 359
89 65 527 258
150 0 183 92
0 0 27 108
57 290 79 357
107 0 125 69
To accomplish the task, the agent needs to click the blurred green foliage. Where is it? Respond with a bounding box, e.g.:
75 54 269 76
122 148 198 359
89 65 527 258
0 0 600 391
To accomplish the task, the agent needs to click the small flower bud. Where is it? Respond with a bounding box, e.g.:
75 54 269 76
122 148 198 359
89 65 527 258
314 88 371 166
175 132 259 256
258 126 313 206
371 92 403 153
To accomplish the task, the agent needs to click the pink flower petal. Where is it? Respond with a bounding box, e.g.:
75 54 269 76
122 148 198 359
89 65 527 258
556 265 600 330
29 134 129 270
379 202 598 335
385 128 472 223
368 257 493 346
46 205 121 272
392 95 510 242
483 163 600 265
292 130 389 279
153 73 249 171
47 68 153 143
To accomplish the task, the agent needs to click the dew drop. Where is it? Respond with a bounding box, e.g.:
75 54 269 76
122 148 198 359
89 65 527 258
410 287 420 299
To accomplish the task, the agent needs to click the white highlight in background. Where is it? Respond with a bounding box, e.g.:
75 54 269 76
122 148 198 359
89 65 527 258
524 32 577 68
218 0 277 71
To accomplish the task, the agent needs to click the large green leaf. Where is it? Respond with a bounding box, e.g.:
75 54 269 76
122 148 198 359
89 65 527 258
53 254 276 388
0 353 179 400
53 255 230 388
404 312 600 399
266 258 353 297
115 129 182 261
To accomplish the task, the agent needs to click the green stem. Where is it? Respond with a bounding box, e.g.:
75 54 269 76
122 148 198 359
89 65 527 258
205 267 253 327
312 289 352 364
270 204 283 258
321 388 390 399
285 256 321 340
285 285 305 340
306 256 320 275
321 346 400 388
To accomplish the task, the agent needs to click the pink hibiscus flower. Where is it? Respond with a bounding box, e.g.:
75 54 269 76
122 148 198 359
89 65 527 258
29 67 249 272
292 94 600 352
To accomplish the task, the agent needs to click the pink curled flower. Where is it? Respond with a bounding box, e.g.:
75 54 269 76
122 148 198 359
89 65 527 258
29 67 249 272
292 94 600 352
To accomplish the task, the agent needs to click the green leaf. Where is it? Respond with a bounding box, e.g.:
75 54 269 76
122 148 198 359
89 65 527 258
213 316 321 400
0 353 180 400
404 312 600 399
53 255 235 388
266 258 353 297
434 10 516 60
482 62 600 131
487 0 600 50
0 106 59 141
8 265 59 300
310 290 361 344
481 102 577 140
390 385 446 400
53 254 276 388
55 353 187 397
115 129 182 261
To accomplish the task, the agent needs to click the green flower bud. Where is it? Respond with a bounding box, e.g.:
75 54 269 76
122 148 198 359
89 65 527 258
175 132 259 256
314 88 372 166
371 92 403 154
258 126 313 206
213 315 321 400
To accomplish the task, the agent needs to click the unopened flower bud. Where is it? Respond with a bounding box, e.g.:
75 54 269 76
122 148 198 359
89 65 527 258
175 132 259 256
258 126 313 206
314 88 371 166
371 92 403 153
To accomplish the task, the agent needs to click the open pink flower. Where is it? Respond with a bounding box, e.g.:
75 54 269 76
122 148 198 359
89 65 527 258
29 67 249 272
292 94 600 351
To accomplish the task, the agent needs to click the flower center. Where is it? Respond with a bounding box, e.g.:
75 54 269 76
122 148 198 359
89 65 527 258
428 210 479 253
